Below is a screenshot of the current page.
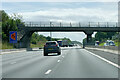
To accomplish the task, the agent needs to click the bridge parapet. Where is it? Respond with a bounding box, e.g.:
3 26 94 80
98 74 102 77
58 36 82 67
25 22 118 27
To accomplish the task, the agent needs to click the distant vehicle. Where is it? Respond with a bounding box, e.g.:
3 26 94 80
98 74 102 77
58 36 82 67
104 40 115 46
57 40 62 47
62 40 69 47
95 41 99 46
74 44 77 46
44 41 61 56
104 43 108 46
69 43 74 47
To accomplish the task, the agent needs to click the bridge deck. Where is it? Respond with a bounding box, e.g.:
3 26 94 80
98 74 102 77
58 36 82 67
24 22 119 32
24 27 119 32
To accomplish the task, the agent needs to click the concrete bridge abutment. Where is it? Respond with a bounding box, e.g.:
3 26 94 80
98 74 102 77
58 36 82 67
84 31 94 45
15 31 34 48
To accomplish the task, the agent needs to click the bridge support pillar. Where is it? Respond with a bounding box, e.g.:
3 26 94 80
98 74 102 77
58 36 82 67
15 31 34 48
87 34 92 43
84 31 94 45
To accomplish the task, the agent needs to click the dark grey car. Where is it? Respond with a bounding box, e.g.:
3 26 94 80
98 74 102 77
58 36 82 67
44 41 61 56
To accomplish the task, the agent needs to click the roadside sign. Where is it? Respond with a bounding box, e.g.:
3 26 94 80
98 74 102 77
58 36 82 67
9 31 17 43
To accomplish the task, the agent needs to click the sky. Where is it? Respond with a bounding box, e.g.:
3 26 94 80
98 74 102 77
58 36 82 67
1 0 119 2
2 1 118 42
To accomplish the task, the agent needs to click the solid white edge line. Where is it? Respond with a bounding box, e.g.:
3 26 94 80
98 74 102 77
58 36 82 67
85 50 120 69
45 70 52 74
1 51 26 54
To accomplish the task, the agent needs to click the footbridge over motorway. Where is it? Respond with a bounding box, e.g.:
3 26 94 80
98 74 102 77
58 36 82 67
16 22 120 48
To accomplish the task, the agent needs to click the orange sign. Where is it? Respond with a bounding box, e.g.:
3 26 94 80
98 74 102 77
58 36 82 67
11 33 16 40
9 31 17 43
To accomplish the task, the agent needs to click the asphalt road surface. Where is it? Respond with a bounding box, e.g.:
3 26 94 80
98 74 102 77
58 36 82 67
1 47 119 78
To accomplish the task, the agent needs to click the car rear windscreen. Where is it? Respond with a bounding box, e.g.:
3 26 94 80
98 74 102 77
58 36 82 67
46 42 56 45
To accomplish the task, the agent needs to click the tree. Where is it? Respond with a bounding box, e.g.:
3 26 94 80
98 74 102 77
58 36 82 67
1 10 24 42
95 32 116 42
46 36 51 41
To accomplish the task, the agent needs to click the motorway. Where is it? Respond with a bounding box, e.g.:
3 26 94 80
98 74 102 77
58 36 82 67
1 46 119 79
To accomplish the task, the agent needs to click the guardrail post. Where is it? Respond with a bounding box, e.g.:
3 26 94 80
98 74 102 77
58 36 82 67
89 22 90 27
79 22 81 27
40 22 41 27
50 22 52 27
116 22 117 27
98 22 100 27
70 22 72 27
107 22 109 27
60 22 61 27
30 22 31 27
52 24 54 27
32 22 33 27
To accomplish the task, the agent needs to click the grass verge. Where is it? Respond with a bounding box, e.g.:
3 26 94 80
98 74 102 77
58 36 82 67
30 41 46 48
2 42 14 49
99 41 120 46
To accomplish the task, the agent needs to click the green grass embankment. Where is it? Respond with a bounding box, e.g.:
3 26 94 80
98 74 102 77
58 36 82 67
2 41 46 49
2 42 14 49
114 41 120 46
99 41 120 46
30 41 46 48
99 42 105 46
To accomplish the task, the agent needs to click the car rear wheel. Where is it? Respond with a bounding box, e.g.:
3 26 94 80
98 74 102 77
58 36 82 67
58 52 61 55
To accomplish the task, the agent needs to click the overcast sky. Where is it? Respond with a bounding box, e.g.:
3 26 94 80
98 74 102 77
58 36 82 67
2 2 118 42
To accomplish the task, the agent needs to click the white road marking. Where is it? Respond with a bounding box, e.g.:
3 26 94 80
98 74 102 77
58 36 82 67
57 60 61 63
1 50 26 54
85 50 120 69
86 47 118 54
10 62 16 64
0 53 3 55
45 70 52 74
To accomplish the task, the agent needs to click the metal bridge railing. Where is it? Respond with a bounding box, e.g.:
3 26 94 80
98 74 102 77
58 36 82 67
25 22 118 27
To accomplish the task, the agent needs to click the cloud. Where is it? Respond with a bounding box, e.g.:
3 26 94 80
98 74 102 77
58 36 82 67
5 2 118 42
19 7 117 22
17 6 117 42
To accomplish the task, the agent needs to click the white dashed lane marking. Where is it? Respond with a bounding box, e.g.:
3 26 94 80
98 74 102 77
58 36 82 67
45 70 52 74
57 60 61 63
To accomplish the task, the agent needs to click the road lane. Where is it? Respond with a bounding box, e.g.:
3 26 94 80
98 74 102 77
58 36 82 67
2 50 42 62
2 47 119 78
86 49 118 64
47 48 118 78
2 49 70 78
2 51 43 67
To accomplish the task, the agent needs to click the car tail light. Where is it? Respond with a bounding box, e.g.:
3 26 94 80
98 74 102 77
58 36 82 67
56 44 58 46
